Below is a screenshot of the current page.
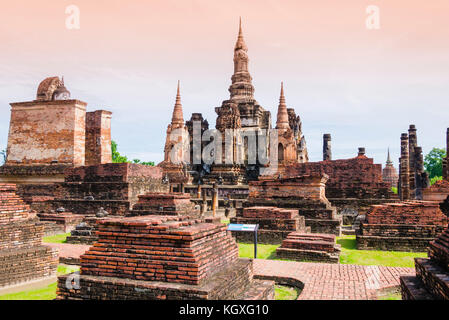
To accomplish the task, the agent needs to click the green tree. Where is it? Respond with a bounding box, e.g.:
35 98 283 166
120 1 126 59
111 141 154 166
0 149 6 165
424 148 446 179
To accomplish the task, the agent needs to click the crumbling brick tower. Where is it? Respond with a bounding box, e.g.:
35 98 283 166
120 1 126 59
398 125 430 200
0 184 58 288
57 215 274 300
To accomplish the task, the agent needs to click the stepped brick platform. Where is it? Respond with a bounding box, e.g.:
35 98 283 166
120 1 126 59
0 184 58 288
401 196 449 300
52 163 168 216
286 154 397 219
276 233 341 263
37 211 84 235
56 215 274 300
66 216 107 245
231 206 310 244
243 175 341 235
357 201 448 251
128 192 199 217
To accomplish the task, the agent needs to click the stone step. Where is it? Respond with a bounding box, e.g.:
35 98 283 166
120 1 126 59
400 276 436 300
414 258 449 300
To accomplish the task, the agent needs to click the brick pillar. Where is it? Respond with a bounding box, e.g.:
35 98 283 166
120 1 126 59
408 125 417 197
414 146 425 200
443 128 449 181
399 133 410 200
323 134 331 161
85 110 112 166
358 147 366 157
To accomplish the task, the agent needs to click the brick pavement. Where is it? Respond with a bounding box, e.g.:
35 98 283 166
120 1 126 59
44 242 415 300
45 243 90 265
253 259 414 300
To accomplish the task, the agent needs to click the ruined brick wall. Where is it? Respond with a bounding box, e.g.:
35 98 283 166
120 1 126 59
85 110 112 166
357 201 448 251
286 156 394 199
6 100 87 166
365 202 448 226
52 163 168 215
0 184 58 288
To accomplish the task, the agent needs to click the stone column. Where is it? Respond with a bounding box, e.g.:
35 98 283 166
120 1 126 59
413 146 429 200
399 133 410 201
408 125 417 196
444 128 449 181
212 183 218 217
323 134 332 161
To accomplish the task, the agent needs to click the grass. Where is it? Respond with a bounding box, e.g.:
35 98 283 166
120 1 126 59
0 264 79 301
238 242 279 259
274 285 299 300
238 236 426 268
337 235 427 268
377 292 402 300
42 233 70 244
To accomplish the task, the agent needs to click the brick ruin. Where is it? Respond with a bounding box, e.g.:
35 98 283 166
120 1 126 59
357 128 449 252
400 195 449 299
52 163 167 216
0 184 58 288
128 192 199 217
0 76 112 185
398 125 430 201
57 215 274 300
357 201 448 251
276 233 340 263
236 174 341 235
285 145 396 220
231 206 310 243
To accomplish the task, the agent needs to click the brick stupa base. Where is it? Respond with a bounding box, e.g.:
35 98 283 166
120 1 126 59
276 233 341 263
0 184 58 288
57 215 274 300
37 211 84 235
400 197 449 299
65 216 107 244
243 175 341 236
231 206 310 243
357 201 448 252
128 192 199 217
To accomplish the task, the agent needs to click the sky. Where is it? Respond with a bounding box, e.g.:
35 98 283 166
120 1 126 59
0 0 448 167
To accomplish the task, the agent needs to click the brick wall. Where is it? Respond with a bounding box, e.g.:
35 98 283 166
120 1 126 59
0 183 58 288
286 156 394 199
85 110 112 166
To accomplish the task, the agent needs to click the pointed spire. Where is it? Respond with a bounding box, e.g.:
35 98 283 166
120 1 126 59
171 80 184 127
276 82 290 130
386 148 393 165
229 17 254 101
235 16 247 51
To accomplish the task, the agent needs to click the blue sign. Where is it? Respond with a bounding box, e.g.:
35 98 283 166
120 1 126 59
227 224 258 232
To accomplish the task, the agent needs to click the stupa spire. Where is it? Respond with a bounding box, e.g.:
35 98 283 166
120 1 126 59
229 17 254 102
386 148 393 165
276 82 290 129
171 80 184 127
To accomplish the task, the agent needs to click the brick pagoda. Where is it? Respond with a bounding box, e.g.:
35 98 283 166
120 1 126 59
57 215 274 300
0 184 58 288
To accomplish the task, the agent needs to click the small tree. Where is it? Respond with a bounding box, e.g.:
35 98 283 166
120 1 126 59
111 141 154 166
424 148 446 179
0 149 6 165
